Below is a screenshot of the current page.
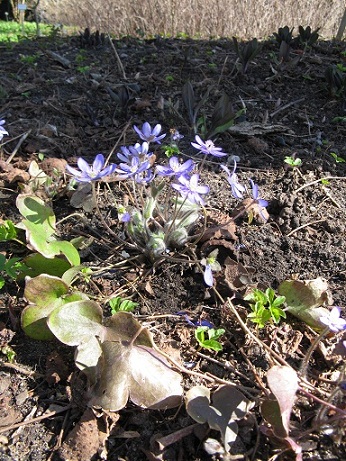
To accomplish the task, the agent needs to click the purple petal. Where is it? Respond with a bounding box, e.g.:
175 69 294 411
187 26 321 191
142 122 152 137
196 185 210 195
156 165 173 176
152 124 162 136
77 158 92 174
182 159 194 171
189 173 199 188
66 164 82 177
204 265 214 287
93 154 105 173
169 156 179 169
102 164 117 176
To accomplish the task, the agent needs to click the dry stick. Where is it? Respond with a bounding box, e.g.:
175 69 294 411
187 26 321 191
195 351 261 390
224 298 346 412
6 130 31 164
225 298 290 367
322 186 343 209
269 97 305 118
105 120 132 166
0 405 71 435
297 387 346 417
107 34 127 80
0 360 43 378
299 327 329 378
285 219 326 237
294 176 346 193
151 343 255 396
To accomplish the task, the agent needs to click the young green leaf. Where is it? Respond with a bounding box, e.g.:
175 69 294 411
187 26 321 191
0 220 17 241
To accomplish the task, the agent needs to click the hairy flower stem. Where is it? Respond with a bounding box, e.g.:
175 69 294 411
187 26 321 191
91 182 135 248
300 327 329 378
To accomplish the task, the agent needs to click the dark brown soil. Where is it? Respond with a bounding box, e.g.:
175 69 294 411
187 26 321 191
0 33 345 461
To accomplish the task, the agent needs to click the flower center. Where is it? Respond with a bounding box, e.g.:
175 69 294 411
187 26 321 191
205 140 215 151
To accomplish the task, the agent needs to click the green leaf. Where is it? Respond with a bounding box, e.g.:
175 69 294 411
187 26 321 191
4 257 25 279
16 195 80 266
0 220 17 241
272 295 286 308
207 93 236 138
16 195 56 235
19 253 71 279
22 274 71 340
330 152 346 163
195 327 225 351
47 300 103 346
109 297 138 314
48 240 80 266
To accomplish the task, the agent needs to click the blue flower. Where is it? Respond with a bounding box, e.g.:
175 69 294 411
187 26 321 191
191 135 227 157
176 311 214 328
117 145 140 163
203 264 214 287
170 129 184 142
115 156 151 180
66 153 117 182
250 179 268 208
117 142 153 163
320 306 346 333
133 122 166 144
249 179 269 222
156 156 194 177
221 162 245 199
201 249 222 287
171 173 209 205
0 120 9 142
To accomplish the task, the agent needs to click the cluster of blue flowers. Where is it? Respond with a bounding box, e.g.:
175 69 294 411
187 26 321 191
65 121 269 285
65 122 267 211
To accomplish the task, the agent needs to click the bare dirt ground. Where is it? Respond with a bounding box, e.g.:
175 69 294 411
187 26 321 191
0 31 346 460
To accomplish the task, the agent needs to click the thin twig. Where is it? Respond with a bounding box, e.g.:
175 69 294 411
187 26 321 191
0 405 71 435
322 186 343 209
285 219 326 237
294 176 346 193
195 351 260 386
0 360 43 378
270 97 305 118
107 35 127 80
225 298 290 367
6 130 31 164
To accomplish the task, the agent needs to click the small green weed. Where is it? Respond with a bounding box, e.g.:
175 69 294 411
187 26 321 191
109 296 138 314
284 156 302 167
0 254 26 290
330 152 346 163
195 326 225 351
245 287 286 328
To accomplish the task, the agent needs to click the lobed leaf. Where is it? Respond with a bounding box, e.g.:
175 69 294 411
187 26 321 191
185 385 252 452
